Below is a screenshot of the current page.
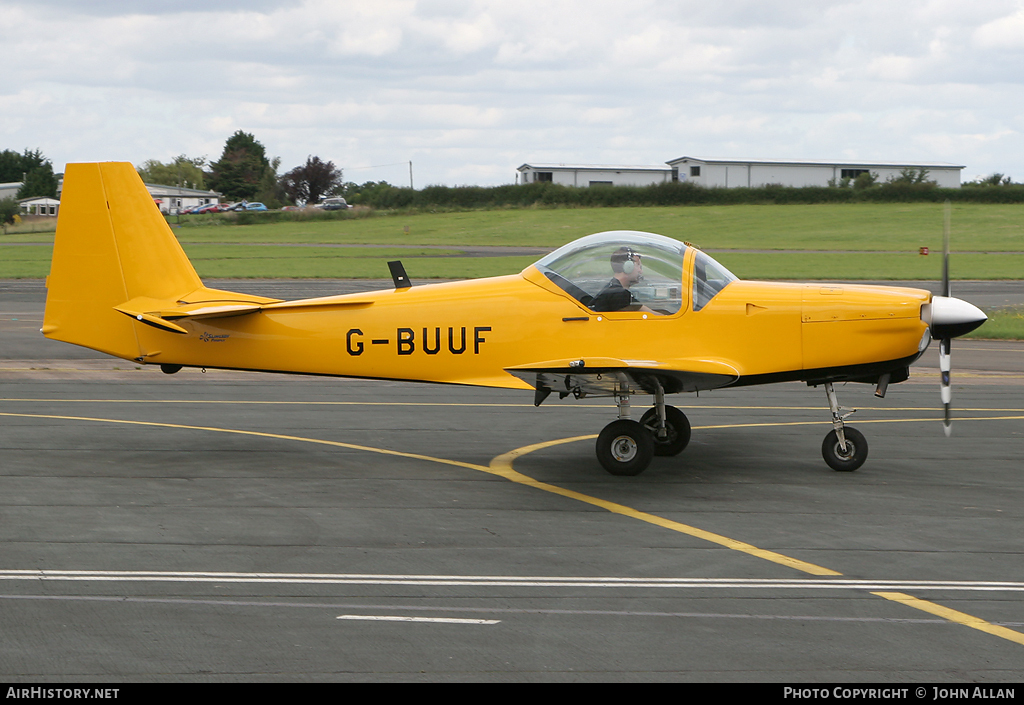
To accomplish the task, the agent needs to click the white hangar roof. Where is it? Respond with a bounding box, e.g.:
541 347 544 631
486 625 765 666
666 156 965 170
518 163 672 172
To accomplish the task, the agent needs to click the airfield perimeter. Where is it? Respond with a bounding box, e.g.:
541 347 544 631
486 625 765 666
2 279 1024 681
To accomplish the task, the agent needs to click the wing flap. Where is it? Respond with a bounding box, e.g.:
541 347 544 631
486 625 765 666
505 356 740 397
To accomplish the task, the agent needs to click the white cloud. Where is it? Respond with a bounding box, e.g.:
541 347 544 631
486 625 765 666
1 0 1022 184
974 7 1024 49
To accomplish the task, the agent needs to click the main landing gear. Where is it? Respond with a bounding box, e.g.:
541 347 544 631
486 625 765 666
595 380 691 476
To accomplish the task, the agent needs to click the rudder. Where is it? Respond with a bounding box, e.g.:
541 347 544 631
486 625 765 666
43 162 203 359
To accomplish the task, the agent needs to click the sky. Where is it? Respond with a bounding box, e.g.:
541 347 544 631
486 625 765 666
2 0 1023 187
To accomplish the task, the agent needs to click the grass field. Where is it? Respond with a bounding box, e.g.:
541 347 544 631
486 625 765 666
6 202 1024 279
2 202 1021 337
5 201 1024 248
964 306 1024 340
10 246 1024 281
4 202 1021 278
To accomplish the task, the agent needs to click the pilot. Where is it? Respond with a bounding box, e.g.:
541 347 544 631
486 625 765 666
589 247 655 313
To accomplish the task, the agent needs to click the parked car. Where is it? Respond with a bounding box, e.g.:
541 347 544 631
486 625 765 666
195 203 223 214
316 197 352 211
224 202 268 212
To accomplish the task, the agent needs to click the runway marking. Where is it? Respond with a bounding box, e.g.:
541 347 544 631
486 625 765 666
3 571 1024 592
495 435 1024 648
4 398 1024 415
0 411 491 474
3 409 1023 647
10 593 1015 627
872 592 1024 647
488 438 840 577
0 398 542 407
337 615 500 625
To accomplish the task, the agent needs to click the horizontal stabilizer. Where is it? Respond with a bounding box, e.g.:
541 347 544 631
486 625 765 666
111 290 377 331
113 306 189 334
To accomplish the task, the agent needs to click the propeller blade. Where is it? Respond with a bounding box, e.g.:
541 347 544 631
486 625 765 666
939 337 952 436
942 200 951 298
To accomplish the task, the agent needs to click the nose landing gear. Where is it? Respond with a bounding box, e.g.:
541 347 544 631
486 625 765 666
821 382 868 471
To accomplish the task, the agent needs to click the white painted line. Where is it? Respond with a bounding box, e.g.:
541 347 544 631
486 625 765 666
2 570 1024 593
337 615 500 625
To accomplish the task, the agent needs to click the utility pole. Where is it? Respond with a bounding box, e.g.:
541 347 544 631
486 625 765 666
409 161 414 190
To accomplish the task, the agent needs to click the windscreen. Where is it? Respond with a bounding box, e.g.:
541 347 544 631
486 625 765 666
692 249 737 311
535 231 687 315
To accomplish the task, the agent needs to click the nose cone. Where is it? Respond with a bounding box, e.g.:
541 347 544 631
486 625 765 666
929 296 987 339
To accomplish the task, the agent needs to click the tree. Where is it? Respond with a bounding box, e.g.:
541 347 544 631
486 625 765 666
0 150 25 183
1 197 20 225
280 156 343 205
1 149 53 196
887 167 933 185
137 155 207 189
207 131 273 201
964 173 1015 187
852 171 878 191
341 180 394 205
17 159 58 199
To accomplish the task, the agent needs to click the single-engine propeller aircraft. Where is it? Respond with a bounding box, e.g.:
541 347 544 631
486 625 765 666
43 163 988 475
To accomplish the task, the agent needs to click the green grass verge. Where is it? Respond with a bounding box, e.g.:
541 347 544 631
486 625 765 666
6 202 1023 250
172 203 1024 251
183 246 536 279
5 244 1023 281
716 252 1024 281
0 245 534 280
964 306 1024 340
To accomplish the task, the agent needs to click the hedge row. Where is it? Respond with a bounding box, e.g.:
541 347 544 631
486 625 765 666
171 182 1024 228
359 181 1024 210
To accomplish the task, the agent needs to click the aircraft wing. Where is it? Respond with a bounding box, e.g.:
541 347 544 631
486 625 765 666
505 356 740 402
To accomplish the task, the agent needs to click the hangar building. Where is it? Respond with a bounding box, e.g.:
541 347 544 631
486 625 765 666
518 157 964 189
668 157 964 189
517 164 673 187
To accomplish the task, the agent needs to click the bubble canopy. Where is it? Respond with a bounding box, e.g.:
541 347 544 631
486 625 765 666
533 230 735 314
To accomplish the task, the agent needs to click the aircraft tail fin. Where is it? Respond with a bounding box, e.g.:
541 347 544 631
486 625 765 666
42 162 204 359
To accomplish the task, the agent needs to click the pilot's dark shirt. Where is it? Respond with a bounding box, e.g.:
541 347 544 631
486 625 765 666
589 278 634 312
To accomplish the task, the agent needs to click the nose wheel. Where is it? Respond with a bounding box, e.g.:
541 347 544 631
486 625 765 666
822 427 867 471
821 382 868 471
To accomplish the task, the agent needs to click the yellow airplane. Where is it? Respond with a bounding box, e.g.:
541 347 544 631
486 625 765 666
43 162 987 475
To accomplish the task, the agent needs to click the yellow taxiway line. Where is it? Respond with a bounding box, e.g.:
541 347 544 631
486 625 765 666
2 407 1023 647
487 437 839 576
872 592 1024 647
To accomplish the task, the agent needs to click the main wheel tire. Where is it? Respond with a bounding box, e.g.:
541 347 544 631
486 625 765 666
821 427 868 472
640 406 692 457
596 420 655 476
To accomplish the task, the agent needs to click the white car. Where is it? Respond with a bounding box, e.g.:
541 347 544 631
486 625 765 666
316 197 352 210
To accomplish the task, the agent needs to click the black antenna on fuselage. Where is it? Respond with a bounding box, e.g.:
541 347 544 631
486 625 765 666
388 261 411 289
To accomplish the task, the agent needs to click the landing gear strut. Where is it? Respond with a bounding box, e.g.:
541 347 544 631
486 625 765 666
821 382 868 471
595 380 691 475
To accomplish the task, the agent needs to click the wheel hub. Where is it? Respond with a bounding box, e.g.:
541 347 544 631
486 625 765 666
833 440 856 460
611 435 638 462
